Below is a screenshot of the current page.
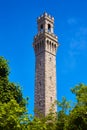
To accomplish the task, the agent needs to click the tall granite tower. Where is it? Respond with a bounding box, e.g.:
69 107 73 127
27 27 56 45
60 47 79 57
33 13 58 116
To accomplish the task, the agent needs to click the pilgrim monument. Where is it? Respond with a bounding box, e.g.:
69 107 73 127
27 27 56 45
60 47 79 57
33 13 58 116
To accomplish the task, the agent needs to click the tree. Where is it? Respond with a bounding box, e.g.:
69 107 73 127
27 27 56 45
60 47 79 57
57 97 71 113
1 56 87 130
0 99 28 130
71 83 87 106
0 56 27 129
64 84 87 130
0 56 26 107
64 106 87 130
0 56 9 78
56 97 71 130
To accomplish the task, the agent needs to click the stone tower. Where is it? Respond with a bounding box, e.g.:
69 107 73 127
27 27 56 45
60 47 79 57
33 13 58 116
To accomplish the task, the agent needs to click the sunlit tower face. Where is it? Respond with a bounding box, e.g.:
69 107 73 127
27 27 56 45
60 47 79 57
33 13 58 117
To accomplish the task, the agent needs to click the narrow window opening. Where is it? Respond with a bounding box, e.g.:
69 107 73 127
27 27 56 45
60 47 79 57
47 40 49 43
49 57 51 61
52 43 53 50
50 97 52 102
40 24 43 32
48 24 51 32
50 76 52 80
54 44 56 50
39 82 41 86
50 41 51 51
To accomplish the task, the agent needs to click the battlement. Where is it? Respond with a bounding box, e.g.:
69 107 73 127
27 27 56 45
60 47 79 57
37 13 55 34
37 12 54 23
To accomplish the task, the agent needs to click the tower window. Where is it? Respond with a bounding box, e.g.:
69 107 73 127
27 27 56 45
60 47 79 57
54 44 56 50
39 61 41 66
39 82 41 86
40 24 43 32
47 40 49 43
50 97 52 102
50 76 52 80
49 57 51 61
48 24 51 32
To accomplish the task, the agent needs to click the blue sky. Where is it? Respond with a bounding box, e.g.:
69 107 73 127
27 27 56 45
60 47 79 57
0 0 87 114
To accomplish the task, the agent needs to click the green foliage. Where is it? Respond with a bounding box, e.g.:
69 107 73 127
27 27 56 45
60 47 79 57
0 56 87 129
56 111 68 130
57 96 71 113
71 83 87 106
0 99 27 130
0 81 26 107
64 83 87 130
0 57 9 78
0 56 27 129
0 56 26 107
56 84 87 130
28 117 47 130
64 106 87 130
56 97 70 130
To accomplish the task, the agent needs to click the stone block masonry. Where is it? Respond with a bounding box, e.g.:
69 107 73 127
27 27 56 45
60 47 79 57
33 12 58 117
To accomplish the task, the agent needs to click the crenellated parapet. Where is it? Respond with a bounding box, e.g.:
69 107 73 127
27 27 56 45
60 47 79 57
37 12 54 23
36 12 55 34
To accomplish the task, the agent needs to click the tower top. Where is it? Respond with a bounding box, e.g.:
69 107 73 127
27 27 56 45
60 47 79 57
37 12 55 34
33 13 58 46
37 12 54 23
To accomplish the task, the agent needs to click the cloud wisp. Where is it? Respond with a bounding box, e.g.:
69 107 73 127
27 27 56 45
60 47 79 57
62 19 87 74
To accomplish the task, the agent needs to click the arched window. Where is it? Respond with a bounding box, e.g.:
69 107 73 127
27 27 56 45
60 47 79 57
52 43 53 47
40 24 43 32
50 41 51 51
47 40 49 49
54 44 56 51
47 40 49 43
48 24 51 32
